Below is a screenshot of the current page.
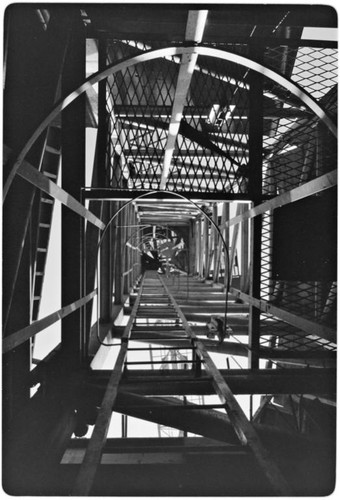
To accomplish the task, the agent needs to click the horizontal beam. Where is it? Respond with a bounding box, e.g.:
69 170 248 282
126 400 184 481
3 290 97 353
90 367 336 396
225 170 337 228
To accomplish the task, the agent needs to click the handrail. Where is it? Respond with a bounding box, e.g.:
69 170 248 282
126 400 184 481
3 290 97 353
224 169 337 229
230 287 336 343
3 145 105 230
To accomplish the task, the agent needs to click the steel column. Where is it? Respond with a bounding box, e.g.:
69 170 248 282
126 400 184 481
61 14 86 366
247 50 264 370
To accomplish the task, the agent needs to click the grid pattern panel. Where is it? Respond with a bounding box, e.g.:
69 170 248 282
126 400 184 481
104 41 252 194
265 45 337 100
259 313 336 354
106 55 178 190
259 205 336 359
262 44 337 196
168 54 250 194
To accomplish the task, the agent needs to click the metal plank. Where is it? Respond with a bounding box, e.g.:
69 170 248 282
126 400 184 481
3 290 97 353
159 275 293 496
14 152 105 230
159 11 208 189
71 276 145 496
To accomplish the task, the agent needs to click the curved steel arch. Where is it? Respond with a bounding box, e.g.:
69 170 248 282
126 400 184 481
4 45 337 200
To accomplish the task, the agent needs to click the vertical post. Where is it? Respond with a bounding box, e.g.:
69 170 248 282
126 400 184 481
61 12 85 367
189 220 196 276
223 203 230 290
212 204 219 282
247 46 264 370
98 38 113 323
197 218 203 277
240 205 249 292
204 216 210 279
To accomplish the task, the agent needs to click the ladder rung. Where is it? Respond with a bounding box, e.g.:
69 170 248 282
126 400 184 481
125 360 200 365
116 403 225 410
129 337 191 342
43 171 58 179
37 248 47 252
41 198 53 204
127 346 192 351
39 223 50 228
45 144 61 155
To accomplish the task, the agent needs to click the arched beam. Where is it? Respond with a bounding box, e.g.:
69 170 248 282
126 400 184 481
4 45 337 200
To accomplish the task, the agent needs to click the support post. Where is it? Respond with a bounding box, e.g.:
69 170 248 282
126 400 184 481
247 48 264 370
61 12 85 367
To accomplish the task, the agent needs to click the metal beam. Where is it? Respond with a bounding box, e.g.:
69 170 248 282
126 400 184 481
5 147 105 230
225 169 337 229
3 290 97 353
159 11 208 189
90 367 336 396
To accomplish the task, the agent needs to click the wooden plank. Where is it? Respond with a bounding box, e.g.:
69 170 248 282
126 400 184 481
71 277 145 495
159 275 293 496
3 290 97 353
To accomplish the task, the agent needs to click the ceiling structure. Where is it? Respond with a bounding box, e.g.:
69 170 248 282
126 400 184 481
2 3 337 497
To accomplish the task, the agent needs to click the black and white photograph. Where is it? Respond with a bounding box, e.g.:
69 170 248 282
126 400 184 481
2 2 337 496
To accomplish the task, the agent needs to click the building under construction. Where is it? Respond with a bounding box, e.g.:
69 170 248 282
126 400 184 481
2 3 337 496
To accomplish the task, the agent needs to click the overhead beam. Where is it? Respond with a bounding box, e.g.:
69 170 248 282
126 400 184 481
159 10 208 189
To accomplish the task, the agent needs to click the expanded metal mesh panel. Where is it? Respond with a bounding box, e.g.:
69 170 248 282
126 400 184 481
259 203 336 359
102 39 336 195
105 54 178 189
259 313 336 353
265 45 337 100
103 41 253 194
262 44 337 196
169 54 249 194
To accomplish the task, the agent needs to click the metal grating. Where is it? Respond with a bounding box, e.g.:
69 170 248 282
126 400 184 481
262 44 337 196
103 41 253 194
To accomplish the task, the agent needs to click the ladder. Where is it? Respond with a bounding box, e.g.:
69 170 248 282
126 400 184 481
71 270 292 496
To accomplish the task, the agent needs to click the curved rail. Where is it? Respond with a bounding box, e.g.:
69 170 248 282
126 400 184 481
4 45 337 200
